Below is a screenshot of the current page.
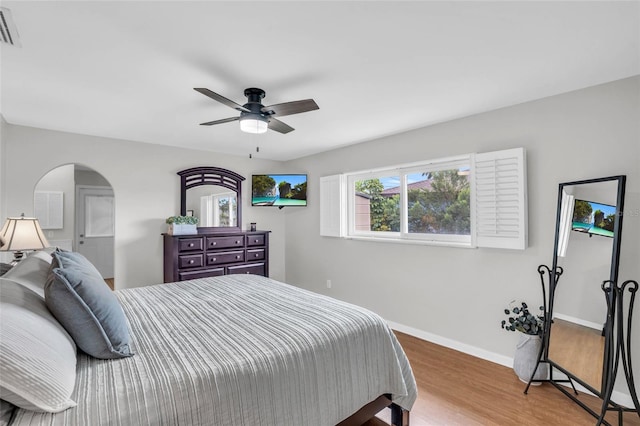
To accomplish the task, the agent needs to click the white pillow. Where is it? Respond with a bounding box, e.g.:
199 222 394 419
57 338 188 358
2 251 52 298
0 280 77 412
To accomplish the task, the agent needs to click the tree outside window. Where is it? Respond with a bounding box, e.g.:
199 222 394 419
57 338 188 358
353 168 470 235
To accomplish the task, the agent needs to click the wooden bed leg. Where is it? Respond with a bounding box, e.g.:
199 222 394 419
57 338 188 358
390 403 410 426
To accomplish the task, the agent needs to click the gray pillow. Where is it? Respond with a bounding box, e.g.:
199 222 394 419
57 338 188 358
45 251 133 359
0 280 77 413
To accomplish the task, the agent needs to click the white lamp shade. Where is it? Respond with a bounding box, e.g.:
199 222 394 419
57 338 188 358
240 117 268 134
0 216 50 251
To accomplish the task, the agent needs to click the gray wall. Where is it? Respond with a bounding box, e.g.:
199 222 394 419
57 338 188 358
284 76 639 397
0 117 7 262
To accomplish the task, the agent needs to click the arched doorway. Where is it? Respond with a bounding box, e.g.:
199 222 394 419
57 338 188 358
34 164 115 289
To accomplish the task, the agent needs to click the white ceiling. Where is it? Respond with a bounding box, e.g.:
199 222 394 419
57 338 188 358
1 1 638 161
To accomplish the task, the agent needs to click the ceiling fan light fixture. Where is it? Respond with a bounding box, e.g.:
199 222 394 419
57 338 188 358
239 115 268 134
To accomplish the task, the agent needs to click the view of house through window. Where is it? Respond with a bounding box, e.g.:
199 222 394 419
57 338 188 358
324 148 525 248
350 163 471 243
354 175 400 232
405 169 470 235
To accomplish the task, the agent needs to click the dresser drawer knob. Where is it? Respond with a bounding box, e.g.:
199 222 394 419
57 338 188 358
255 253 259 257
235 240 240 244
188 243 194 247
236 255 241 259
212 242 217 246
254 239 259 243
212 257 217 261
189 260 194 264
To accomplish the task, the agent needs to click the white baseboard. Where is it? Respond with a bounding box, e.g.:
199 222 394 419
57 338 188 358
553 312 603 331
386 320 636 409
386 320 513 368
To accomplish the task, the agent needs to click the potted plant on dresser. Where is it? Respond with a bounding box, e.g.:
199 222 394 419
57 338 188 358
501 301 548 384
166 215 198 235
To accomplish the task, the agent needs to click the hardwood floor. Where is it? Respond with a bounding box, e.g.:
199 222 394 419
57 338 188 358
371 331 639 426
104 278 114 290
548 319 605 390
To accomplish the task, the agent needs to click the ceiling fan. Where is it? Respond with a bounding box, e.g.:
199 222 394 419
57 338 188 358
194 87 319 134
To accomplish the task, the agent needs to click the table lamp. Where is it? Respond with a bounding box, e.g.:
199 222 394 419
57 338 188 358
0 214 50 265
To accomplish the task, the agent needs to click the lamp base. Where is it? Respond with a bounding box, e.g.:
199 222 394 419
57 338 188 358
10 251 25 266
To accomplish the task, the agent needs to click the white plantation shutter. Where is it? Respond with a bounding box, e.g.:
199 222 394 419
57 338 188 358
320 174 346 237
34 191 64 229
474 147 527 249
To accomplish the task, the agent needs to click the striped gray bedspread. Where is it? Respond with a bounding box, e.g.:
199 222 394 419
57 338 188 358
11 275 417 426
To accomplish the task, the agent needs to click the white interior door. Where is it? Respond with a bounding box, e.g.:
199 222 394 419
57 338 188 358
76 186 114 279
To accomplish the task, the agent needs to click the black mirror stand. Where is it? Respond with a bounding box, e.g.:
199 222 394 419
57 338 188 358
525 265 639 425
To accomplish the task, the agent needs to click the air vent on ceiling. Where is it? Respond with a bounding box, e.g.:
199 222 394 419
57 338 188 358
0 7 21 47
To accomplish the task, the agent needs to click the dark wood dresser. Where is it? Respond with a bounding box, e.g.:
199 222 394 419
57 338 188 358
163 231 269 283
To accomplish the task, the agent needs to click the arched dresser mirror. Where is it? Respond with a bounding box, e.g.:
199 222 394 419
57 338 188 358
164 167 269 283
531 175 639 424
178 166 245 233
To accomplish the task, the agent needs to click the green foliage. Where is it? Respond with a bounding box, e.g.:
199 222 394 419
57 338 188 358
407 170 470 234
501 301 544 336
166 216 198 225
355 179 384 196
281 181 307 200
356 179 400 231
595 211 616 232
252 175 276 196
573 200 593 223
374 195 400 231
355 170 470 234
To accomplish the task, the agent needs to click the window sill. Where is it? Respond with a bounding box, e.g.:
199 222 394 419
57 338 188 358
345 236 474 249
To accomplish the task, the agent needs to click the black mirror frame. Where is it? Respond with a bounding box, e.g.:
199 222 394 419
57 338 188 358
550 175 626 306
545 175 626 392
178 167 245 234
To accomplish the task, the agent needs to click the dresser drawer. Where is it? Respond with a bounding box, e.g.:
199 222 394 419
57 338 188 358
179 254 203 269
164 231 270 283
246 248 265 261
206 236 245 249
247 234 265 247
179 238 203 252
179 268 224 281
227 263 266 276
207 250 244 265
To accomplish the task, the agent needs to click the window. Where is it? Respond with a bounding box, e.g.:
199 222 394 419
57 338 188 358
321 147 527 250
347 157 471 244
84 195 114 237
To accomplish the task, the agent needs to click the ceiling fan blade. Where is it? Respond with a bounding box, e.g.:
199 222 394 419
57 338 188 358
262 99 319 117
194 88 250 113
268 117 294 134
199 116 240 126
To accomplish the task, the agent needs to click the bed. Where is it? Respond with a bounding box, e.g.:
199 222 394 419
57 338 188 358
0 251 416 426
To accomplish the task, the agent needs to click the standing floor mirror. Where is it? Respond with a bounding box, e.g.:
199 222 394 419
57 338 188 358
526 175 639 425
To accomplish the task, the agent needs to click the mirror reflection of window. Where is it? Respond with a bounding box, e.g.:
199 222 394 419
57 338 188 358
186 185 238 228
556 190 574 258
199 192 237 227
